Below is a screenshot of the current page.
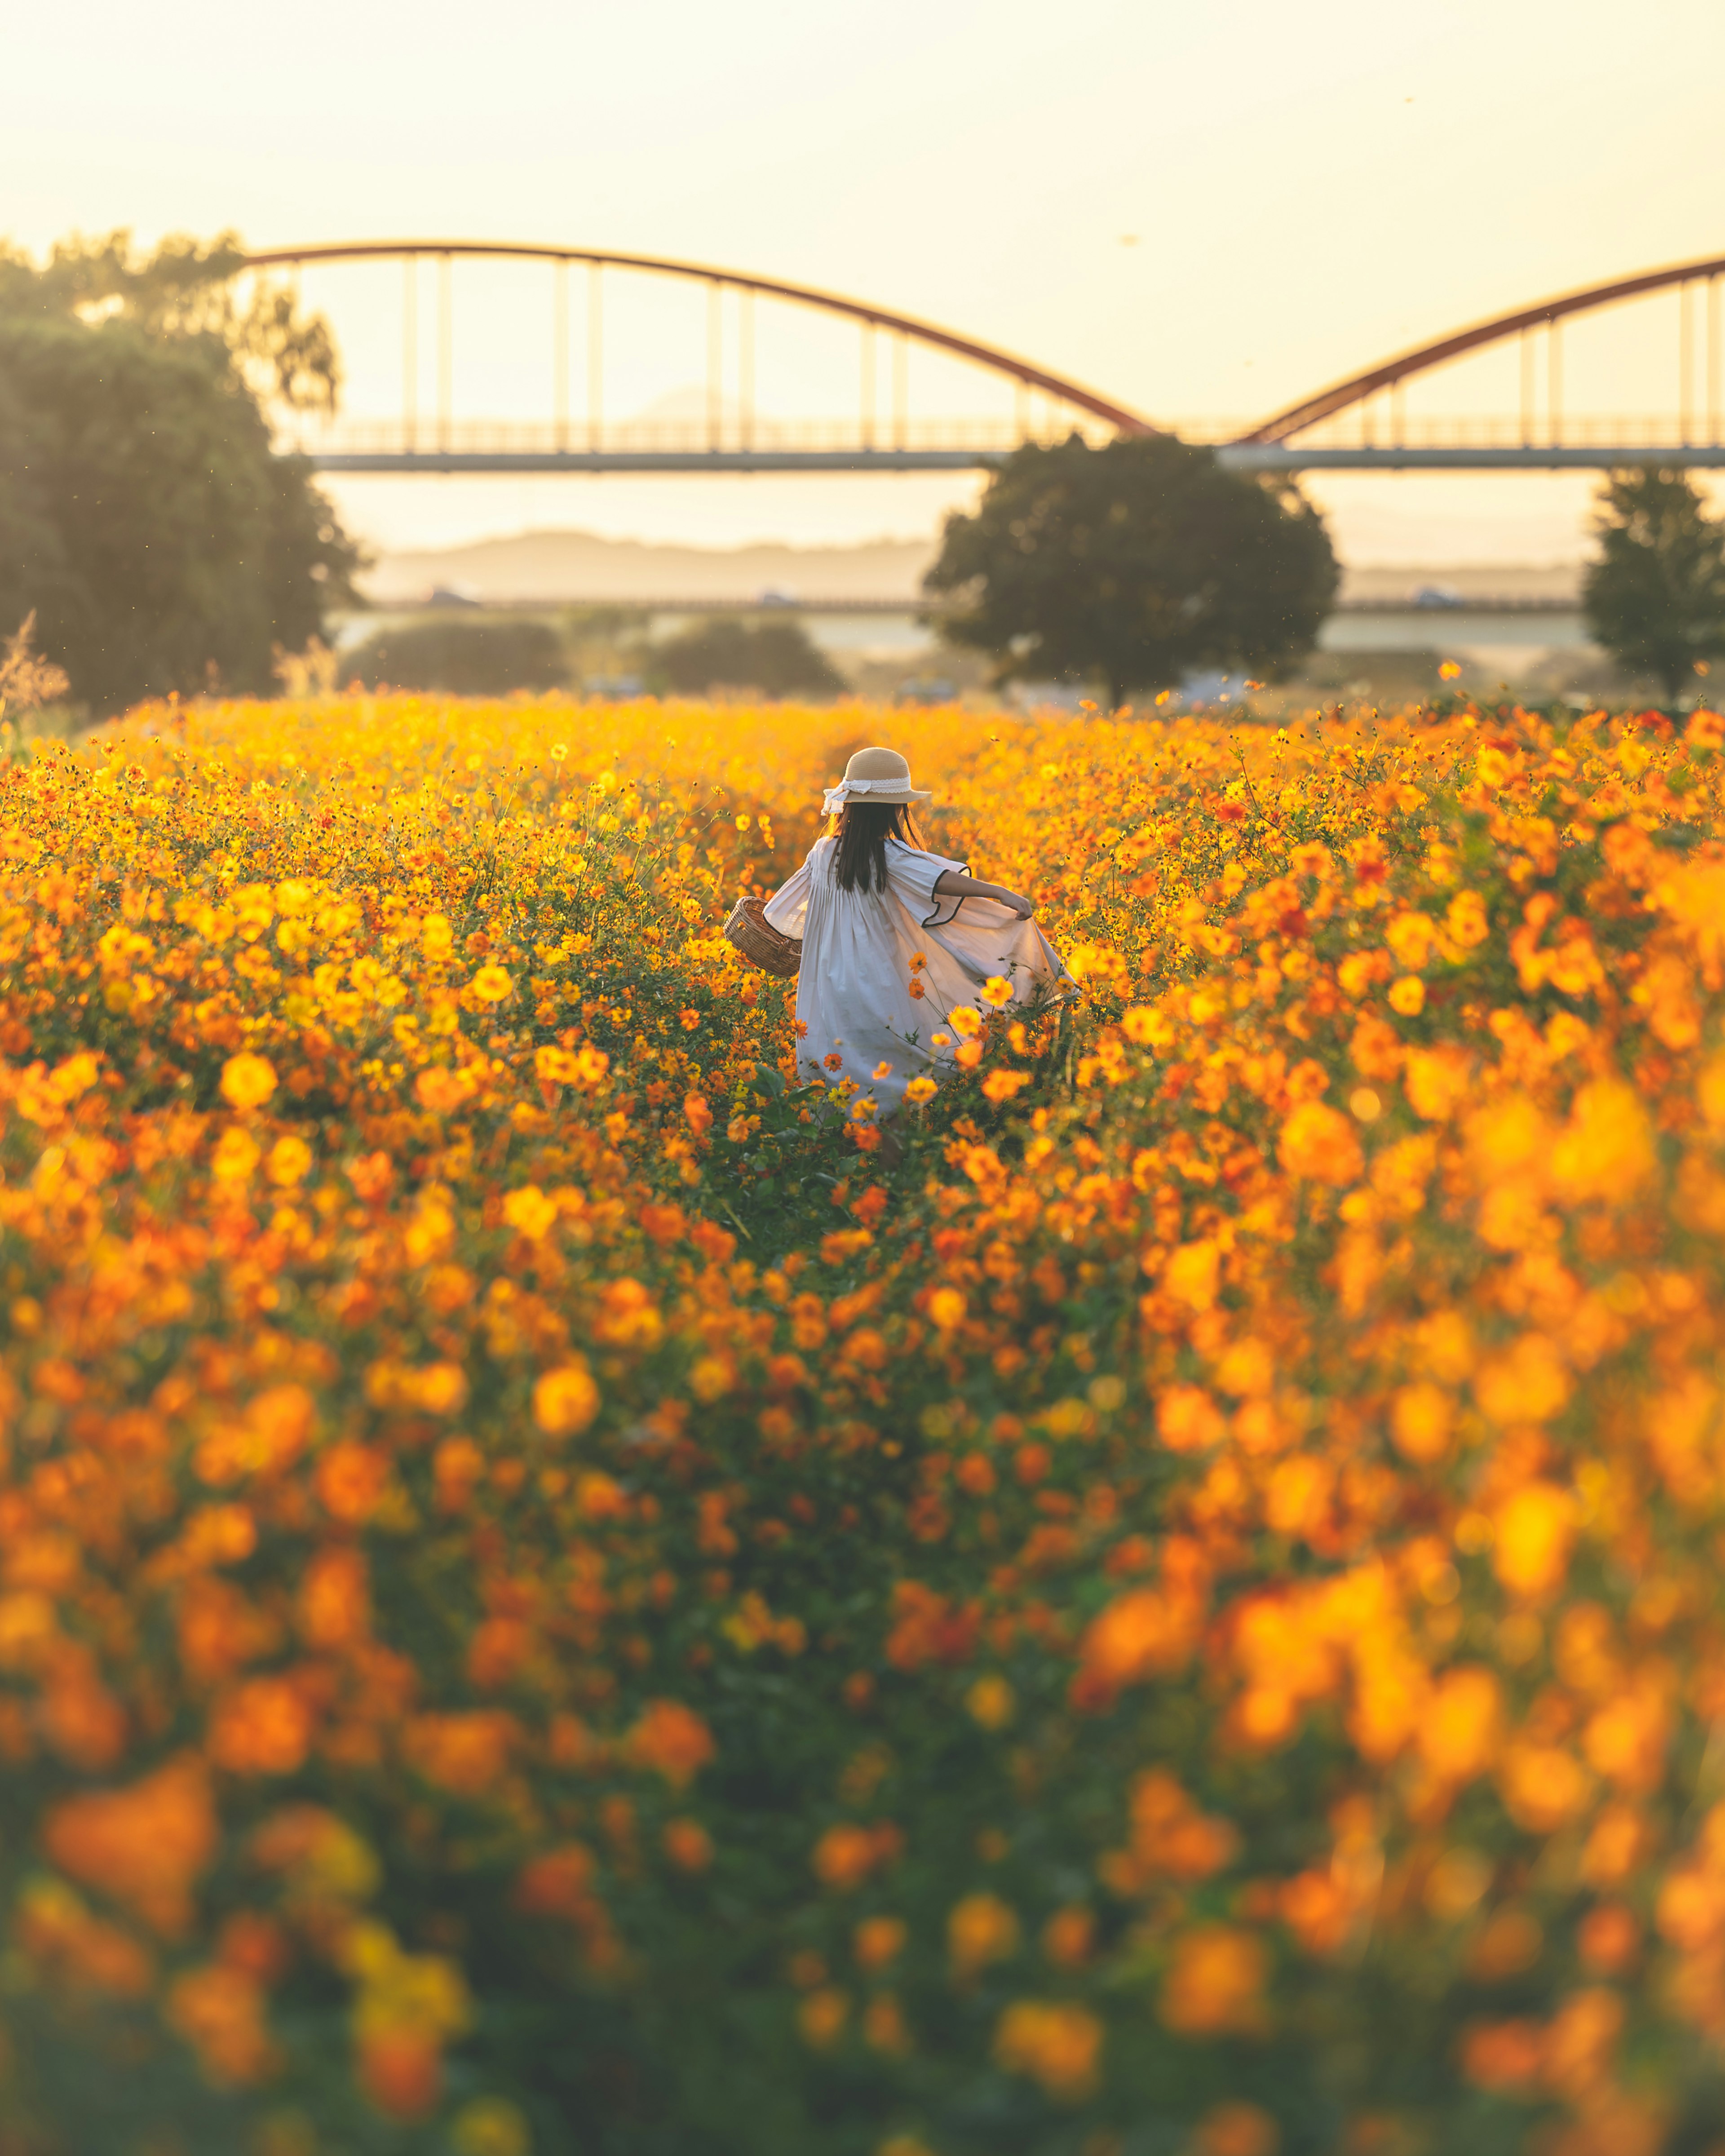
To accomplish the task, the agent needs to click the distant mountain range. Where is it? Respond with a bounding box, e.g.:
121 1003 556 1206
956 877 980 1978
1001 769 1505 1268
356 526 1584 611
360 529 938 607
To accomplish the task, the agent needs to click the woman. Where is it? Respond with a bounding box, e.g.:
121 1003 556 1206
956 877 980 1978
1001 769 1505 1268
762 745 1072 1123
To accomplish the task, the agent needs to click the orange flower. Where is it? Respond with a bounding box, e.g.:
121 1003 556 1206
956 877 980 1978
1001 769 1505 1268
210 1678 315 1777
1193 2103 1280 2156
662 1818 714 1871
1417 1666 1502 1784
43 1756 217 1937
358 2028 444 2120
315 1441 390 1524
298 1546 371 1649
1157 1384 1225 1452
1278 1100 1362 1186
1548 1079 1656 1203
628 1700 717 1788
993 1999 1103 2100
1079 1585 1201 1687
1163 1241 1221 1311
167 1964 281 2086
948 1892 1020 1975
1158 1923 1270 2035
812 1821 902 1890
1499 1741 1593 1831
854 1915 907 1970
402 1711 517 1796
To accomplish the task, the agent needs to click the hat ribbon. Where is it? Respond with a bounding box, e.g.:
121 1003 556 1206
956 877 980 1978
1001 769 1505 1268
821 776 920 814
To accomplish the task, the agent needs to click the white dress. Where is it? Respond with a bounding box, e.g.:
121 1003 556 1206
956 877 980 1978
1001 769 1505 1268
762 835 1074 1115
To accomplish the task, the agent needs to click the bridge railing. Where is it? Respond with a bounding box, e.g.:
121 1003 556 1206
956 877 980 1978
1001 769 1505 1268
1171 414 1725 451
283 412 1725 460
276 413 1117 458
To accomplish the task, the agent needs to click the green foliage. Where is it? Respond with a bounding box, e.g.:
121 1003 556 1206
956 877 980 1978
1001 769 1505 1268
923 434 1338 707
0 227 341 413
655 617 846 699
1583 465 1725 698
0 312 361 713
345 615 572 695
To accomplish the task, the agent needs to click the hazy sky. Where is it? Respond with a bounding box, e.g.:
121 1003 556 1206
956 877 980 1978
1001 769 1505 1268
8 0 1725 561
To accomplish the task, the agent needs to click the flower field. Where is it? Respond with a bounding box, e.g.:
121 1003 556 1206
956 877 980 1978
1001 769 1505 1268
6 689 1725 2156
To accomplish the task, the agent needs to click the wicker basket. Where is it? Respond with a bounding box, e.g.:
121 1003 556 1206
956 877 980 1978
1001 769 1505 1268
724 894 802 979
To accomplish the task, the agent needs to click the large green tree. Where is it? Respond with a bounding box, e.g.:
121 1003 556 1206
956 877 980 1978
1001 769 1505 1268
0 233 359 713
924 432 1338 708
1583 465 1725 699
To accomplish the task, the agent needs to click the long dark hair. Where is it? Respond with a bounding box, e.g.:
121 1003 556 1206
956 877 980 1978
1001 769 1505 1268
833 800 923 893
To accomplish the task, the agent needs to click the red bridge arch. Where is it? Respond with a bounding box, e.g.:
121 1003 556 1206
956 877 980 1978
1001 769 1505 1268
241 240 1154 439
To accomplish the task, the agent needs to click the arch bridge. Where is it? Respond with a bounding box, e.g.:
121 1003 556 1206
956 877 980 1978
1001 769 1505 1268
246 243 1725 474
247 240 1146 474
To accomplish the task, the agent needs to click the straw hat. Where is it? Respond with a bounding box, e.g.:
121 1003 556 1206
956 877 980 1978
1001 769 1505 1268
822 746 933 815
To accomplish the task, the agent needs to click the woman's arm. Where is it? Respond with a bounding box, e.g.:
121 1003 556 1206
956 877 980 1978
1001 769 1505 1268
762 856 814 934
933 868 1035 919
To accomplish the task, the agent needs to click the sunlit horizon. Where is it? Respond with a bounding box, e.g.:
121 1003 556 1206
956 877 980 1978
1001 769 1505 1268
10 0 1725 561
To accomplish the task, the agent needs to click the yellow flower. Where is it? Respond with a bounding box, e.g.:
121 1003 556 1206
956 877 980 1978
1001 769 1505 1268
503 1186 559 1240
471 965 514 1004
532 1362 600 1436
265 1134 314 1187
1389 1381 1452 1462
211 1127 261 1184
1388 975 1426 1016
980 976 1013 1008
904 1075 937 1105
966 1675 1015 1729
1492 1482 1577 1598
927 1288 966 1331
220 1052 277 1111
947 1007 982 1038
451 2098 532 2156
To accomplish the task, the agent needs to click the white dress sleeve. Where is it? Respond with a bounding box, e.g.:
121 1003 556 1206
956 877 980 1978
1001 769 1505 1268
762 854 814 936
883 840 971 929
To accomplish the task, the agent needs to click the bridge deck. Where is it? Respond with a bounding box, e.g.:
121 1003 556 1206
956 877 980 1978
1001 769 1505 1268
304 444 1725 474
